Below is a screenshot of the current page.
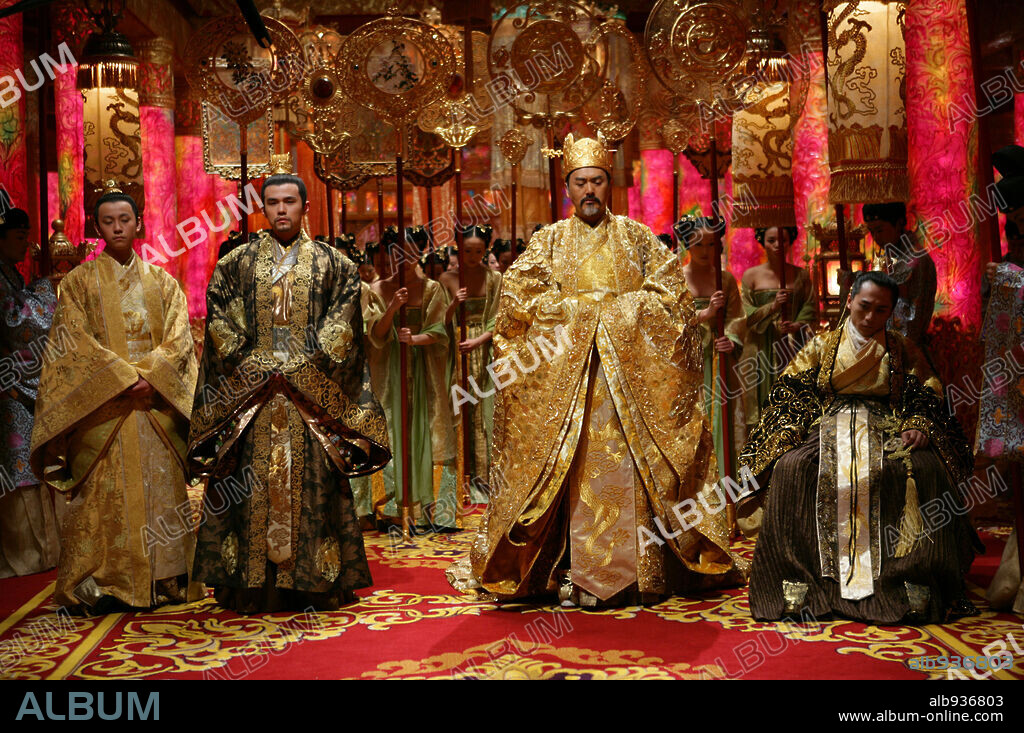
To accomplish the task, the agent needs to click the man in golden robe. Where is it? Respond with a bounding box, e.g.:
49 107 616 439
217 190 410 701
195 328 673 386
740 272 977 624
30 189 200 613
448 135 742 606
188 174 390 613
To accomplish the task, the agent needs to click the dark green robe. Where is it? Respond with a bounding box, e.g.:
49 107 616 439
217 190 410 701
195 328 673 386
188 231 390 612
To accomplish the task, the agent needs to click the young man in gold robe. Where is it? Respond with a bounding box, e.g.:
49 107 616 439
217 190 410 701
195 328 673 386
188 174 390 613
448 135 743 606
30 188 200 613
740 272 977 624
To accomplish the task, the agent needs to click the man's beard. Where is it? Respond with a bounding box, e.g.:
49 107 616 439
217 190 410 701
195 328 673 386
580 199 602 217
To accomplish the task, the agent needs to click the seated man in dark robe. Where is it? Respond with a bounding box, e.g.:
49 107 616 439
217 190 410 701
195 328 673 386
740 271 977 624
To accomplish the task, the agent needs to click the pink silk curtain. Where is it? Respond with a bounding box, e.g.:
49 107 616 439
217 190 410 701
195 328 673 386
0 0 30 277
906 0 981 328
627 149 758 278
791 41 831 275
139 106 177 278
174 134 235 320
52 13 84 250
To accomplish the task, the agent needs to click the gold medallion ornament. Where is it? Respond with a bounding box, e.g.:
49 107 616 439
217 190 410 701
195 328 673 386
488 1 599 133
281 26 355 156
222 532 239 576
336 9 457 125
184 14 305 126
582 19 647 144
644 0 750 110
498 127 533 167
315 537 342 584
417 25 493 139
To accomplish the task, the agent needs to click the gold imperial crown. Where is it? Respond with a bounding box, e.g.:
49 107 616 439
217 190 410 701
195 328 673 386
561 132 611 175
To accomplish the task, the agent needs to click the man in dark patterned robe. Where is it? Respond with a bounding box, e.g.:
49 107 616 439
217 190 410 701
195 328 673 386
740 272 977 624
189 174 390 613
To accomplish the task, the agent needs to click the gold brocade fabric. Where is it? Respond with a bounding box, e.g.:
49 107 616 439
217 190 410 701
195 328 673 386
189 232 388 597
464 213 743 599
831 326 888 395
29 252 199 608
740 321 967 489
568 354 639 600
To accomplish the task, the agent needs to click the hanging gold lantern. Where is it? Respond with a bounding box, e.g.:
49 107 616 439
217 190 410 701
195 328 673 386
732 80 796 227
731 10 797 228
77 0 144 238
825 0 908 205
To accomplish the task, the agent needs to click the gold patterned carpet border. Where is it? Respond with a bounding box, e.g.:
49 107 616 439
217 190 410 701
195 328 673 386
1 525 1021 680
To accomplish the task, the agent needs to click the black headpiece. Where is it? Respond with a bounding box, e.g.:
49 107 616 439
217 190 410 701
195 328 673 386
672 215 719 250
460 224 493 245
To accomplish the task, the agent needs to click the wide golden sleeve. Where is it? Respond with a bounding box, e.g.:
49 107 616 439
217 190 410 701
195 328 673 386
493 229 566 351
29 266 139 490
782 331 828 376
133 270 199 420
626 224 703 372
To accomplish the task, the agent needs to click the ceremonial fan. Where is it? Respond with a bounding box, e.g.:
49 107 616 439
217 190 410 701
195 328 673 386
336 6 456 540
645 0 751 487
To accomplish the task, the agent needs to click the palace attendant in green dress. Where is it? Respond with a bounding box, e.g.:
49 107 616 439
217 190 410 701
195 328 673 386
369 227 457 529
674 216 746 485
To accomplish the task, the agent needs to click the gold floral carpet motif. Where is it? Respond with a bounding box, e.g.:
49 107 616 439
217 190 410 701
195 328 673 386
0 521 1021 680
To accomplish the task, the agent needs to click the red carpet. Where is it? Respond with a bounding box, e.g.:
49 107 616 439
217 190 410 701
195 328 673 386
1 520 1022 680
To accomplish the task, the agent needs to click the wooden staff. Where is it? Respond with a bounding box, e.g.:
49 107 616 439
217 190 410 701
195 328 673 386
396 129 412 541
672 155 680 249
376 177 385 272
510 166 518 256
709 137 738 538
709 135 736 510
547 127 560 223
426 184 434 251
778 228 788 322
240 123 249 240
836 203 851 316
327 184 335 243
341 189 348 234
453 148 471 502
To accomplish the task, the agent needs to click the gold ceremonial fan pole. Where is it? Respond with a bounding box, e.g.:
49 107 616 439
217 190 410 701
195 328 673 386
498 129 532 263
395 126 412 540
338 8 455 542
646 0 751 531
435 111 483 520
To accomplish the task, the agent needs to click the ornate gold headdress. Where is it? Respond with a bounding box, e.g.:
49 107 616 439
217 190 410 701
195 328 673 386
99 179 124 195
561 132 612 176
